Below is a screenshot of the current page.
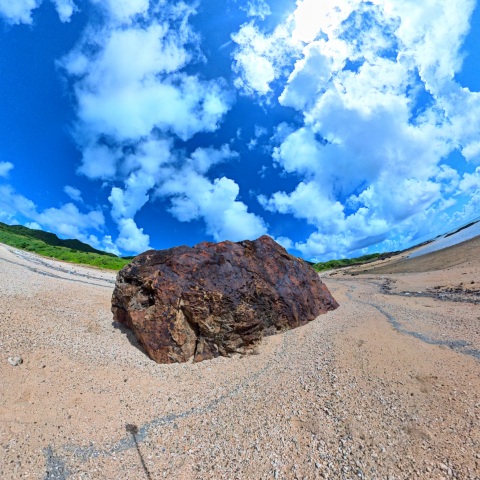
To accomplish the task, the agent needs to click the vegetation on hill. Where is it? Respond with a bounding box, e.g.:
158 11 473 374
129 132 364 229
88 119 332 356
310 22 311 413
313 253 386 272
0 222 131 270
1 222 118 256
444 220 479 238
312 239 445 272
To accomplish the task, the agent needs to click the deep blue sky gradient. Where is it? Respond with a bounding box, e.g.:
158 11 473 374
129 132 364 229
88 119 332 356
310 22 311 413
0 0 479 259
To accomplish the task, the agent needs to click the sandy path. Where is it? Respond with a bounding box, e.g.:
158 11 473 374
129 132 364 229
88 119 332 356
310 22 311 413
0 243 479 479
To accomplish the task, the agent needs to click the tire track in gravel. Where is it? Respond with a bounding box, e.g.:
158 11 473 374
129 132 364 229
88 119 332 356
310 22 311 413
0 250 115 289
43 334 289 479
337 278 480 360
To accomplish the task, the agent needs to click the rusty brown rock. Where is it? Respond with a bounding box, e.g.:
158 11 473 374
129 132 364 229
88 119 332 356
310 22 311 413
111 235 338 363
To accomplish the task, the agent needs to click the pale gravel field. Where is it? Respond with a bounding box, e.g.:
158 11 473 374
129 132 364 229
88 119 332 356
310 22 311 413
0 242 479 480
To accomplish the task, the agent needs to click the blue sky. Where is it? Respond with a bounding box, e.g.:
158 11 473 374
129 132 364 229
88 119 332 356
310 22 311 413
0 0 479 261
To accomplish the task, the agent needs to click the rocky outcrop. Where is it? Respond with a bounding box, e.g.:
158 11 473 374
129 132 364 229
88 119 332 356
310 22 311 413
112 235 338 363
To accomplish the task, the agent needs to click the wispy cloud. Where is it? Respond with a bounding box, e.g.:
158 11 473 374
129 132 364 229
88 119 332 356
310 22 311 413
0 0 77 24
0 161 13 178
64 185 83 203
239 0 271 21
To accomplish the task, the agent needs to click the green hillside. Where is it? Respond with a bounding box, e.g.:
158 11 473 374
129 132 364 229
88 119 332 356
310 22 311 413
0 222 118 256
311 235 444 272
0 222 131 270
312 253 394 272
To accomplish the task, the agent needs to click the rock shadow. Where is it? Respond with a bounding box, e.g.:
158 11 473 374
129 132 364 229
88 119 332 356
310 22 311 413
112 320 149 357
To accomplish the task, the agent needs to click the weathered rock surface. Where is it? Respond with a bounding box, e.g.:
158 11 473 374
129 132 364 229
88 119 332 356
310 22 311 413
111 235 338 363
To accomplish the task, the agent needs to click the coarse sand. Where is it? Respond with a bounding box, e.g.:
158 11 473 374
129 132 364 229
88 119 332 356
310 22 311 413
0 241 479 479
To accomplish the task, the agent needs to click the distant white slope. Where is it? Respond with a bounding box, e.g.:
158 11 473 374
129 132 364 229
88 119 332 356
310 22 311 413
409 220 480 258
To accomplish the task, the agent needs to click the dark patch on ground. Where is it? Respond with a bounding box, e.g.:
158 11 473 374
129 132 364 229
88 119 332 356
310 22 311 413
380 278 480 304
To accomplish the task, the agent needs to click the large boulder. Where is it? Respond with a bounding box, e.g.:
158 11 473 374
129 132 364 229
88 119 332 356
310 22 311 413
112 235 338 363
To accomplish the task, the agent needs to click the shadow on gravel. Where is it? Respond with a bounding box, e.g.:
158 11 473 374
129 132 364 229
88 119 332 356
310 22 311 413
112 321 149 357
126 424 153 480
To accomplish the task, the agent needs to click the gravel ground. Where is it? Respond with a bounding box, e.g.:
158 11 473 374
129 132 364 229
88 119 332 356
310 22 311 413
0 242 479 479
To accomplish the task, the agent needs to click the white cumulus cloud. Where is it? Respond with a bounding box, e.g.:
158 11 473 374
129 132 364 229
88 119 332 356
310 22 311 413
115 218 151 253
51 0 77 22
232 21 297 97
60 1 237 253
458 167 480 193
0 0 76 24
157 146 267 242
232 0 480 259
0 0 39 24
